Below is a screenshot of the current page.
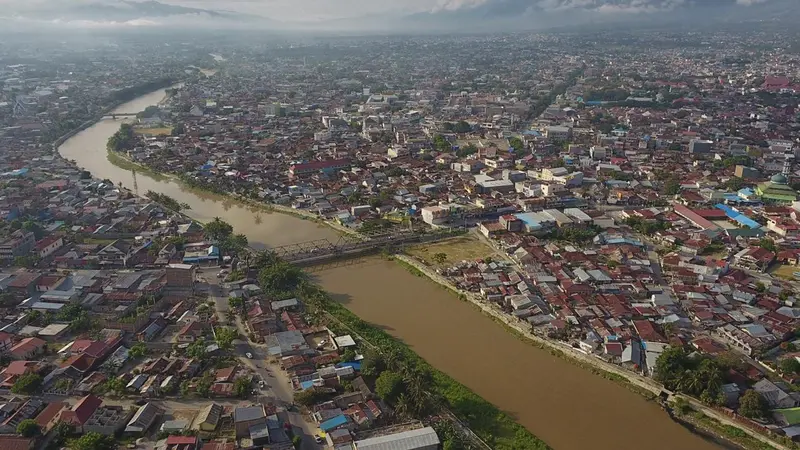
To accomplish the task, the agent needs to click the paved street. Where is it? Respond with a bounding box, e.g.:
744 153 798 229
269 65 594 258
204 272 323 450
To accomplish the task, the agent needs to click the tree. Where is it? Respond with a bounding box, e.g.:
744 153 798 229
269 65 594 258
214 327 238 351
758 238 777 253
739 390 768 419
102 377 126 396
295 388 329 407
453 120 472 133
664 179 681 195
228 296 244 310
361 349 387 377
234 377 252 398
11 373 41 394
341 349 357 362
780 357 800 375
186 338 208 360
204 217 234 242
432 252 448 265
129 342 147 359
196 373 213 398
292 435 302 449
258 261 306 296
16 419 40 437
68 432 116 450
375 370 404 404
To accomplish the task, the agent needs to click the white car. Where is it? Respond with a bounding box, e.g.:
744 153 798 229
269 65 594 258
246 352 253 359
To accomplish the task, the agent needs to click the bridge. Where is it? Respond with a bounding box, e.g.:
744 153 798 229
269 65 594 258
102 113 139 120
270 229 463 266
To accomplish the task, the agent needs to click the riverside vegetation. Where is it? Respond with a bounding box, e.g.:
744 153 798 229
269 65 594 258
247 246 550 450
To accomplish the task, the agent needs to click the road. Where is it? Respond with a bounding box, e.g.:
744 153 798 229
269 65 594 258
202 269 322 450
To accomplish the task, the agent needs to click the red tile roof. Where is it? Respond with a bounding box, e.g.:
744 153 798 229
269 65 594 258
60 394 102 426
35 401 68 428
0 436 32 450
10 337 45 357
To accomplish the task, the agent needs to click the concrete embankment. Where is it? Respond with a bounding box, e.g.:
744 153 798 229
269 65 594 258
393 253 791 450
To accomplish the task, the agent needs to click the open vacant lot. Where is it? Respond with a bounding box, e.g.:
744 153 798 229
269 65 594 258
134 126 173 136
406 235 496 268
771 264 799 281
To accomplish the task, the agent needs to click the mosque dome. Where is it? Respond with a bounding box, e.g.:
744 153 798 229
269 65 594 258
771 173 789 184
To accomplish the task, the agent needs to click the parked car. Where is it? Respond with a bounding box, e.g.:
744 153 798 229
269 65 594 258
315 435 324 444
246 352 253 359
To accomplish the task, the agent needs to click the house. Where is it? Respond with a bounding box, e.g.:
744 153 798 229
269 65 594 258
753 379 799 409
177 322 204 343
9 337 45 360
265 330 309 356
733 247 776 273
233 405 266 438
59 394 102 432
0 436 33 450
193 403 223 432
0 230 35 260
353 426 440 450
97 240 133 267
0 332 13 353
125 402 162 434
35 401 68 433
164 435 199 450
0 360 47 388
35 236 64 259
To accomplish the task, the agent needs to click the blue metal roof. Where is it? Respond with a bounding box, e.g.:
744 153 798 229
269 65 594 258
320 415 348 431
336 362 362 371
715 204 760 229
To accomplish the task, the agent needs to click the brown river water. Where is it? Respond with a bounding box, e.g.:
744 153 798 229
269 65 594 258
59 88 720 450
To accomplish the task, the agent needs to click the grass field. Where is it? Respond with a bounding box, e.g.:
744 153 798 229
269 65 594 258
406 235 496 268
771 264 800 281
134 126 173 136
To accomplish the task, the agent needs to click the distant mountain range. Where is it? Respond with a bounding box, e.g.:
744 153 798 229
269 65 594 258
3 0 264 27
1 0 798 32
398 0 800 33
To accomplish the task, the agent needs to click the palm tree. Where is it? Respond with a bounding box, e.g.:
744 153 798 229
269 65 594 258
394 393 411 418
402 366 433 416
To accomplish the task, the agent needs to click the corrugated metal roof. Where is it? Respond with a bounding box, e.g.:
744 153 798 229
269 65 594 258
354 427 440 450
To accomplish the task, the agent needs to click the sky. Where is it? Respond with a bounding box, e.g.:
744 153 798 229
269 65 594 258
0 0 780 23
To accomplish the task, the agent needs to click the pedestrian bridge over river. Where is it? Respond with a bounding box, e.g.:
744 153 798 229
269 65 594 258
271 229 462 266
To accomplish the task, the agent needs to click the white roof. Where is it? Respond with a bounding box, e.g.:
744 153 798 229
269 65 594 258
334 335 357 348
354 427 440 450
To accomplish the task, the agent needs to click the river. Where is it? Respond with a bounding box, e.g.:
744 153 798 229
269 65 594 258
58 89 720 450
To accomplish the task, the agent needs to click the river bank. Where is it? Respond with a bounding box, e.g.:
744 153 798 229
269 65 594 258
57 87 545 448
295 280 550 450
393 253 792 450
104 137 362 240
58 85 737 450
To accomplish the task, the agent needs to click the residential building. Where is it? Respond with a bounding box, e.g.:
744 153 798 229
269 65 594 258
0 231 35 260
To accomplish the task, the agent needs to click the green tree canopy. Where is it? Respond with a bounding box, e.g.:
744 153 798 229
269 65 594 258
204 217 234 242
214 326 238 350
16 418 40 437
234 377 252 398
738 389 768 419
68 431 116 450
129 342 148 359
375 370 405 404
780 357 800 375
11 373 42 395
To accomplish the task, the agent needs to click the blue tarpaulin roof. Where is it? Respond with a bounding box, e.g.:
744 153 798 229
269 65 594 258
336 362 362 371
320 415 348 432
715 204 760 229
